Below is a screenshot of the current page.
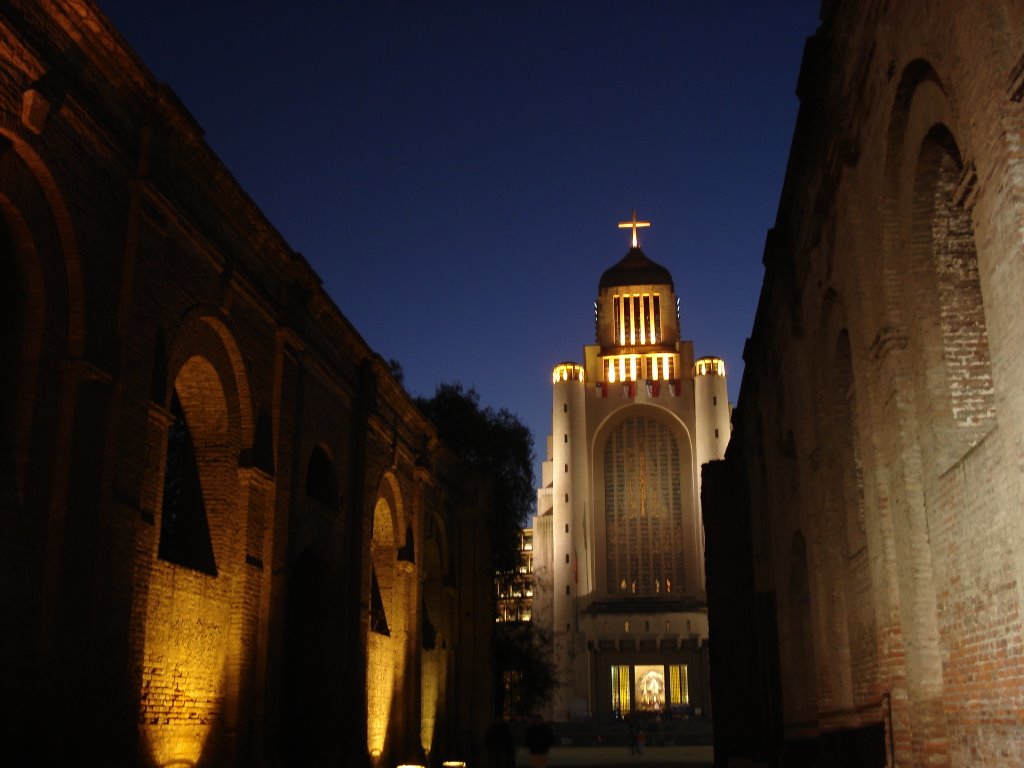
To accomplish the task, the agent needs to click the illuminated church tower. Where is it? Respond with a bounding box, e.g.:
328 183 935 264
533 213 729 721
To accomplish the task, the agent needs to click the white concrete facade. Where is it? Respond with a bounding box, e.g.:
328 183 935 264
534 240 730 721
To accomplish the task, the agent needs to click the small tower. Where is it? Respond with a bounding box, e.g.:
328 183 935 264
694 356 731 469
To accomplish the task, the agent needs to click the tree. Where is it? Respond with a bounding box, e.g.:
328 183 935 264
493 621 558 718
417 383 556 715
416 383 534 571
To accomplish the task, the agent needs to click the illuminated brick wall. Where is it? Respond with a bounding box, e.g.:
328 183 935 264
0 3 494 766
705 2 1024 767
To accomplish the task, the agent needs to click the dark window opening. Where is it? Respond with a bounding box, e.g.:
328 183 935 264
305 445 338 507
159 392 217 575
397 525 415 563
370 566 391 636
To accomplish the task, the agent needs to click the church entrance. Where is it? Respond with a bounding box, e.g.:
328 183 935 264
610 663 690 718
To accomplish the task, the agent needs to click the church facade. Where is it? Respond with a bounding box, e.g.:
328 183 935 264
533 218 730 722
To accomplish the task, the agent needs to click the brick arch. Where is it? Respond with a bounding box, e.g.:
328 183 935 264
813 294 868 556
164 308 254 450
781 529 818 732
879 60 970 761
136 309 256 764
140 349 242 766
805 295 866 713
166 355 234 572
881 59 950 328
366 471 407 762
906 125 995 471
0 113 84 356
0 128 81 509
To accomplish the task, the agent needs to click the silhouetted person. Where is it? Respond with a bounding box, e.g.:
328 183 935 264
485 718 516 768
525 717 554 768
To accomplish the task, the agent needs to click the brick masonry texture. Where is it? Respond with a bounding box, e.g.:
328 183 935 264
703 1 1024 767
0 2 495 766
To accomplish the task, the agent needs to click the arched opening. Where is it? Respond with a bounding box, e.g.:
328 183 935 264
158 391 217 575
367 495 397 760
909 125 995 471
142 351 241 766
783 531 818 729
157 356 234 575
0 199 48 509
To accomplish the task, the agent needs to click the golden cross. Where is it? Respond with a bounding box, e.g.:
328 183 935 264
618 210 651 248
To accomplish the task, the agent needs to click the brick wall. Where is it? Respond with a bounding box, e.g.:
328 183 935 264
0 2 494 766
706 1 1024 766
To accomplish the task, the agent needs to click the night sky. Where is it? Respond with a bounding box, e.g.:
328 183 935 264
95 0 821 483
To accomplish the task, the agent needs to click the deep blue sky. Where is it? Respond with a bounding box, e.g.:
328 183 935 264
96 0 820 482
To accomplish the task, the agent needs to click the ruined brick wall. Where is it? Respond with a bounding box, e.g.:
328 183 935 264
0 2 493 766
707 1 1024 766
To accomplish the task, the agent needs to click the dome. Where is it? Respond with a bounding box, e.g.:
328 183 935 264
598 246 674 290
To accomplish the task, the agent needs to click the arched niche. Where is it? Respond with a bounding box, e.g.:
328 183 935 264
592 405 696 598
782 530 818 729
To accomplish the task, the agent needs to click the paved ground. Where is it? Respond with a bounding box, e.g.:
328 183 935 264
514 745 714 767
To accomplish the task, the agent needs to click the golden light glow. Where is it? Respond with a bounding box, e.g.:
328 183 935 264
648 354 675 381
367 631 394 758
694 356 726 377
618 209 651 248
368 496 399 761
442 762 467 767
669 664 690 705
421 641 446 755
552 363 585 384
140 565 229 768
612 293 661 346
603 353 678 383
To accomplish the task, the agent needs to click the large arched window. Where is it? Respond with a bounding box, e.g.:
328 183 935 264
603 416 684 594
909 124 995 471
159 390 217 576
